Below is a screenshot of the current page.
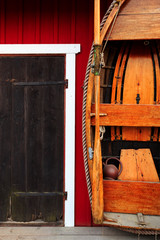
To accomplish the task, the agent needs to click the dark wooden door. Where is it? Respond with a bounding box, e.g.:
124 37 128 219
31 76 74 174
0 56 65 223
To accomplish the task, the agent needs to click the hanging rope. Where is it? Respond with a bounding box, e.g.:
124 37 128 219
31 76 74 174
100 1 121 68
82 0 118 207
100 126 106 140
101 1 121 55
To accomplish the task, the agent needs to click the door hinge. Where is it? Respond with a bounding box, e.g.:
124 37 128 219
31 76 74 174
12 191 68 200
64 79 68 89
64 191 67 200
13 80 68 88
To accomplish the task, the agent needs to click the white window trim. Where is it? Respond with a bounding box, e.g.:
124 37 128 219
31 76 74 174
0 44 80 227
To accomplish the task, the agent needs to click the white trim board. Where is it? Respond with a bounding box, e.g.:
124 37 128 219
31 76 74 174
0 44 80 54
0 44 80 227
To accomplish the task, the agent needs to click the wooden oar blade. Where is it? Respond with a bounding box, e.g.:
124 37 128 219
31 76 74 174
92 136 104 223
92 73 104 224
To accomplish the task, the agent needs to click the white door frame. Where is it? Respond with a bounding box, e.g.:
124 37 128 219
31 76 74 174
0 44 80 227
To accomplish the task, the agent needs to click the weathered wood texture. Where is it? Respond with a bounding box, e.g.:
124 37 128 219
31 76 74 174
107 0 160 40
0 59 12 220
119 149 159 182
0 56 64 222
103 180 160 215
119 0 160 14
100 0 126 43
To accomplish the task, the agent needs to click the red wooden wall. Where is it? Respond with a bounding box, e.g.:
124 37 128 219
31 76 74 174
0 0 111 226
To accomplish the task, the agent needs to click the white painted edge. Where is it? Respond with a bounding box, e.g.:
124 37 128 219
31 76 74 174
65 53 76 227
0 44 80 227
0 44 80 54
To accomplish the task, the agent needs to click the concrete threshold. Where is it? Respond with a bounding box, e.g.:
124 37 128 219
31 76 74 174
0 227 156 240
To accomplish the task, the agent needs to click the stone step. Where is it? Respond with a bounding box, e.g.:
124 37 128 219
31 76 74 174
0 227 155 240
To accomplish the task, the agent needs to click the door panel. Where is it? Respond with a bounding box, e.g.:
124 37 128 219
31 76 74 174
0 56 65 223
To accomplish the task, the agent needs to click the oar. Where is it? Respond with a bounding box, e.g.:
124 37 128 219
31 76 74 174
92 0 104 224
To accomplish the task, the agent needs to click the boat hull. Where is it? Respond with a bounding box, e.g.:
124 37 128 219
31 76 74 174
83 0 160 232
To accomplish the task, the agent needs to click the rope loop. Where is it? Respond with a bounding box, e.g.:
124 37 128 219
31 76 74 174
100 126 106 140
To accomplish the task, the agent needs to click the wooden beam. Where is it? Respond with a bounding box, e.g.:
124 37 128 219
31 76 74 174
108 14 160 40
91 104 160 127
105 0 160 40
119 149 159 182
100 0 126 44
94 0 100 45
118 0 160 15
92 0 103 224
104 180 160 215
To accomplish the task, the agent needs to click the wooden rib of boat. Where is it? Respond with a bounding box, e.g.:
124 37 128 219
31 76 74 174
83 0 160 232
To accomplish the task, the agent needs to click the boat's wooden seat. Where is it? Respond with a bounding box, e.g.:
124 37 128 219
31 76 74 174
118 149 159 182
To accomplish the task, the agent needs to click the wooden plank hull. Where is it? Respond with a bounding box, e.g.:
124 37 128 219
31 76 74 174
84 0 160 231
107 0 160 40
103 180 160 216
103 180 160 230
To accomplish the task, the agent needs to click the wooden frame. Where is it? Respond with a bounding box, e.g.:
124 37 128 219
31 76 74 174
0 44 80 227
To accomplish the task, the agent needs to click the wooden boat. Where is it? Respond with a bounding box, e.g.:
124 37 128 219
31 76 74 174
82 0 160 234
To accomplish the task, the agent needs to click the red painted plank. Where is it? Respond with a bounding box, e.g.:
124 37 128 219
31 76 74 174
35 0 41 43
0 0 5 43
18 0 23 43
58 0 72 43
75 0 92 226
40 0 55 43
23 0 36 43
5 0 19 43
70 0 76 43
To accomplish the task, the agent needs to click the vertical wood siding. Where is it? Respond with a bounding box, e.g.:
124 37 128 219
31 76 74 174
0 0 111 226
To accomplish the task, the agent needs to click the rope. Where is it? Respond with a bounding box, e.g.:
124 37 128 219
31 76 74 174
82 0 160 235
118 227 160 236
82 0 118 207
101 1 121 55
100 126 106 140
